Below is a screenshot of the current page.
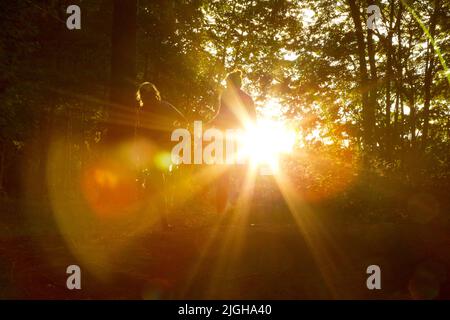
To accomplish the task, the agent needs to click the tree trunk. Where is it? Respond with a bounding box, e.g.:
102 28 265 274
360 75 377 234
422 0 440 150
367 25 378 124
395 1 404 154
0 141 5 195
348 0 374 151
104 0 137 145
109 0 137 142
384 0 395 156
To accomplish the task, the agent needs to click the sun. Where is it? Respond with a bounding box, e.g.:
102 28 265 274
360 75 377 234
239 98 296 171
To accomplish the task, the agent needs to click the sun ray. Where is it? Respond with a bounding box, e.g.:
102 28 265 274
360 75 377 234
271 168 357 298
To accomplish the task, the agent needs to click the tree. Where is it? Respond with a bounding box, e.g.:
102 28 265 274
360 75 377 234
421 0 441 151
108 0 138 143
348 0 374 151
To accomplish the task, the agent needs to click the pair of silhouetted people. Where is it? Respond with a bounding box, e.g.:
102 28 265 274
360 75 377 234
105 70 256 227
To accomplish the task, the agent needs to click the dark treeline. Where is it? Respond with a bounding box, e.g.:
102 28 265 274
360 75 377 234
0 0 449 204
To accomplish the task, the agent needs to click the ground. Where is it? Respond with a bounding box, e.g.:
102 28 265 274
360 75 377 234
1 198 449 300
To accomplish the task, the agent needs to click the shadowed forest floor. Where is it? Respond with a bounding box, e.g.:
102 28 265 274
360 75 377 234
1 198 450 300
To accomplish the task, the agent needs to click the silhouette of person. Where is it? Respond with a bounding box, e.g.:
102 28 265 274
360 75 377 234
136 82 185 146
211 70 257 215
212 70 256 130
136 82 186 228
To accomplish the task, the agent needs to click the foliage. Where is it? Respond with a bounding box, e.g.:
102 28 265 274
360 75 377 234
0 0 448 208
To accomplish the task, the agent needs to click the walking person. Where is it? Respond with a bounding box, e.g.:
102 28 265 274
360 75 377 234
211 70 257 215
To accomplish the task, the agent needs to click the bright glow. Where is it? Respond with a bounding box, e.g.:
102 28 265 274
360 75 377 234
280 49 299 61
239 97 296 170
302 8 316 26
240 119 296 170
261 97 284 118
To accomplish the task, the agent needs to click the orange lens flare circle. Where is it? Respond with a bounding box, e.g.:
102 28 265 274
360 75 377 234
81 161 142 217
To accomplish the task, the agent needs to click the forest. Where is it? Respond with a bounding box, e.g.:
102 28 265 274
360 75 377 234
0 0 449 299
